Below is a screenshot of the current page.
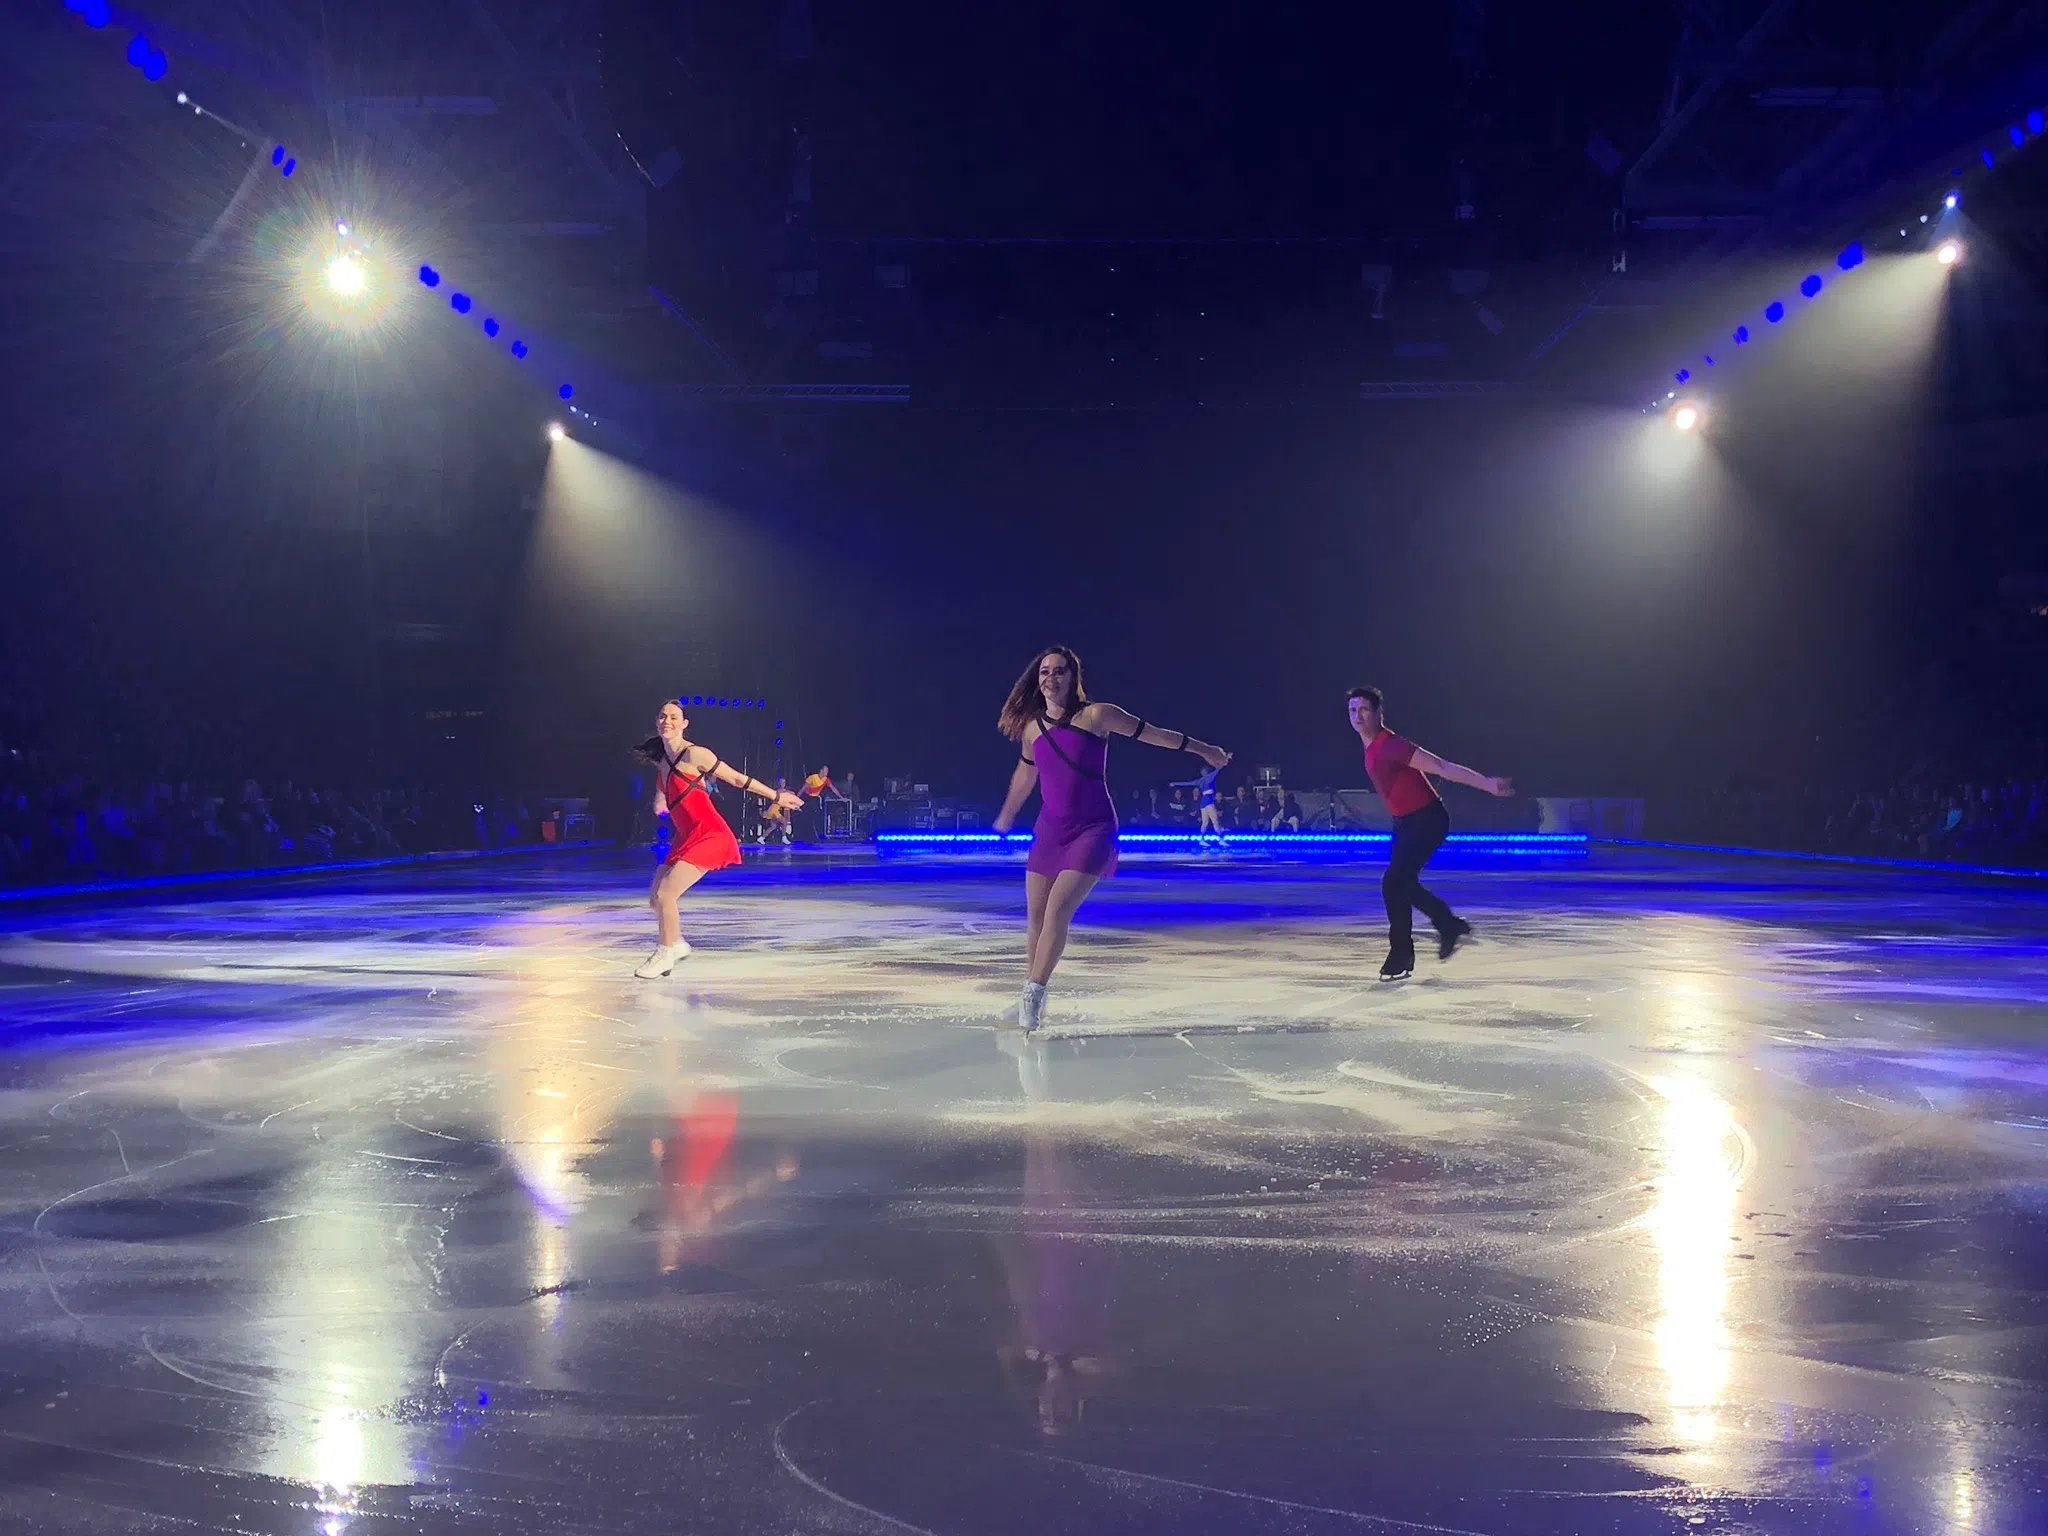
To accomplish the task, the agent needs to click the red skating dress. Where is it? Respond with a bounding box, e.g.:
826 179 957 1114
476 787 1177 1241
661 752 743 872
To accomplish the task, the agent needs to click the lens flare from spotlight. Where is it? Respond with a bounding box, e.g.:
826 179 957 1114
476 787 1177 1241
325 255 367 296
547 423 566 442
1672 401 1704 432
274 218 405 341
1936 240 1962 267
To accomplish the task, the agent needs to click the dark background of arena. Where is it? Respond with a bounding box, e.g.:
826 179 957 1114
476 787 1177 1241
3 0 2045 862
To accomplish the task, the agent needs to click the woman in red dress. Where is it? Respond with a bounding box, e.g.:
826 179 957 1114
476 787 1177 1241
635 699 803 978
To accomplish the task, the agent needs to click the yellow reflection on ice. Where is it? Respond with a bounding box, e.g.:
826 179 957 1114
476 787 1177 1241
1950 1454 1980 1534
1647 1072 1746 1447
257 1174 420 1510
489 915 640 1221
311 1396 365 1497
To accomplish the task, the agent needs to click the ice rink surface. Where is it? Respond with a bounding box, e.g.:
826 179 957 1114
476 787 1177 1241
1 844 2044 1534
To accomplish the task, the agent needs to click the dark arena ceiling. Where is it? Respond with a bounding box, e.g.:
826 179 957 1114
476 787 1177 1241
5 0 2047 412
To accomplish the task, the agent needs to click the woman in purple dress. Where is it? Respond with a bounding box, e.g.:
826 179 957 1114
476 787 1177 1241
992 646 1229 1032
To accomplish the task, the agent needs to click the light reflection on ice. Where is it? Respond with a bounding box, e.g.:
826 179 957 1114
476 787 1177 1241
1647 1071 1746 1454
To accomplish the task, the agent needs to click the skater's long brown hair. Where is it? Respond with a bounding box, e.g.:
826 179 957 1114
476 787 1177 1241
998 646 1088 741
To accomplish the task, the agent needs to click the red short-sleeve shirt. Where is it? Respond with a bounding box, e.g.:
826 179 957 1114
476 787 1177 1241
1363 730 1439 818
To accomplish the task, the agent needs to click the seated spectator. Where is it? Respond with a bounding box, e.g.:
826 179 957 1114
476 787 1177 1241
1271 790 1303 833
1230 783 1256 829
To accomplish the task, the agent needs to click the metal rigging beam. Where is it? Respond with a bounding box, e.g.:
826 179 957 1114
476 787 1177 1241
459 0 643 231
1625 0 1803 201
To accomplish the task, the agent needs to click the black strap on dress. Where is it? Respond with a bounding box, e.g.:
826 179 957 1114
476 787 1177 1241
1031 712 1106 781
665 748 722 791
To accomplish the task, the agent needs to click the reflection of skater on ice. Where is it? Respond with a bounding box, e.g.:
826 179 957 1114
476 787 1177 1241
995 1127 1116 1437
642 1087 800 1276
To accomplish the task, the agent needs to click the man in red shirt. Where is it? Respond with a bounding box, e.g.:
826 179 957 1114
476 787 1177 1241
1348 686 1514 980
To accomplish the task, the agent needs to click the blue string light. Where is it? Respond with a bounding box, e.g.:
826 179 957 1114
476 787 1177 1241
64 10 600 429
1647 108 2048 412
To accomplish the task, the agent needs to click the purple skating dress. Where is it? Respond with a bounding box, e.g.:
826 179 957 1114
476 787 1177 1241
1026 713 1119 879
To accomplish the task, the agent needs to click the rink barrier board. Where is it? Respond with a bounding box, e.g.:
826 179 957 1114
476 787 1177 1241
0 840 615 903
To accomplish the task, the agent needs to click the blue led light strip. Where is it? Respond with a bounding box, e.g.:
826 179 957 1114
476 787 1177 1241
875 831 1587 850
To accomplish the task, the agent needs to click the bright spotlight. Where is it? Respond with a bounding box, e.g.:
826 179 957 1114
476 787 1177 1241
1936 240 1962 267
1671 400 1704 432
546 422 566 442
325 254 366 296
1944 193 1958 210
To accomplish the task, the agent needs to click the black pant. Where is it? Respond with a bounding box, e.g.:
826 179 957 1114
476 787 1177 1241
1384 799 1456 950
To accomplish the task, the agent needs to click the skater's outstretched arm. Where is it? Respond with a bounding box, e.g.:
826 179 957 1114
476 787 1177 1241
992 740 1040 835
1407 746 1513 798
691 746 805 811
1083 703 1231 769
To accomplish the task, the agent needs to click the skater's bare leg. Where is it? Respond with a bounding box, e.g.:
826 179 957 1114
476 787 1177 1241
650 860 707 948
1025 871 1052 972
1029 870 1099 986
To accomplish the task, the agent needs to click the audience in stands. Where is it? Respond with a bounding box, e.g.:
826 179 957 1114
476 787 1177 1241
10 736 2040 883
0 747 539 886
1669 768 2048 868
1112 757 2047 867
